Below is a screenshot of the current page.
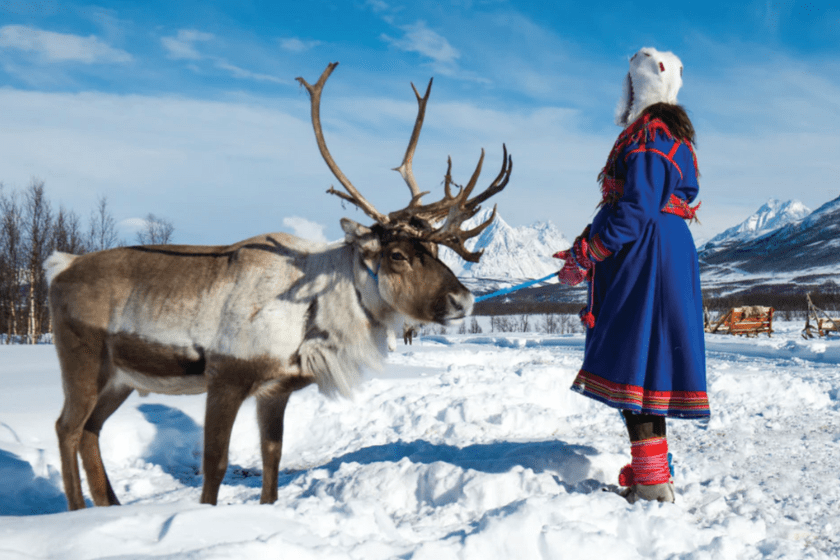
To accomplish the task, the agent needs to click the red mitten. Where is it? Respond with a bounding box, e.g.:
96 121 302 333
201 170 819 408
553 237 594 286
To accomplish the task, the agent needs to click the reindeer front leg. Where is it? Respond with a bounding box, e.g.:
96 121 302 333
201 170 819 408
256 392 291 504
200 376 251 505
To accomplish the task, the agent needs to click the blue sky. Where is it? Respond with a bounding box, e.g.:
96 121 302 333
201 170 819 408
1 0 838 247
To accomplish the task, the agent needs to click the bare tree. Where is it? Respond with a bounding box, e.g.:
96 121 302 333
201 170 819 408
136 213 175 245
88 195 119 252
2 185 134 342
52 206 88 255
0 184 25 343
23 179 52 342
539 313 558 334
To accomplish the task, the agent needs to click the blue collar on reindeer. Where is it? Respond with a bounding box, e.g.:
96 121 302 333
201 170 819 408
362 257 381 283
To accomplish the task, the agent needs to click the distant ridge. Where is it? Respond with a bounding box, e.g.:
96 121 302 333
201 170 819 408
699 194 840 295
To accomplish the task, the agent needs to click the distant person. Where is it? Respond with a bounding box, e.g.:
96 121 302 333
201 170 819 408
553 47 709 503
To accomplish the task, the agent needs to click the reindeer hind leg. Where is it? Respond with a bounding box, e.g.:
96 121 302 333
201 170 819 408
54 320 115 510
55 354 103 511
79 384 134 506
56 398 98 510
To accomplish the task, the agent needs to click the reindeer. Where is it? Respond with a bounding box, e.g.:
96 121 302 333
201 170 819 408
385 322 419 351
403 323 419 345
45 62 511 510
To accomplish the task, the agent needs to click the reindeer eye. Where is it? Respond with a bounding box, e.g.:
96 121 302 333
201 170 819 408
390 251 407 262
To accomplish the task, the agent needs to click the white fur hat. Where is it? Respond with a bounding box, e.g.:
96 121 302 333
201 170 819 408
615 47 683 127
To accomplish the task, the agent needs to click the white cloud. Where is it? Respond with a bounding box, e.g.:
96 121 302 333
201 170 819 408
214 60 286 84
161 29 214 60
118 217 148 235
161 29 285 84
382 21 460 67
283 217 328 243
760 0 794 33
279 37 322 53
0 24 131 63
365 0 390 13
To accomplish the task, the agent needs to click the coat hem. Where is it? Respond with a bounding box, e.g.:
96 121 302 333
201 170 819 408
571 369 710 419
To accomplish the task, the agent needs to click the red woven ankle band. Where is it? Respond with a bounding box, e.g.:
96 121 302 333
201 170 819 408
619 437 671 486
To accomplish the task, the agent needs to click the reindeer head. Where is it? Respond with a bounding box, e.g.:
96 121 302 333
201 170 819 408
297 62 511 325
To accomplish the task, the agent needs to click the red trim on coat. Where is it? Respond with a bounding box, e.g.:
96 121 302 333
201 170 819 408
599 116 700 208
588 233 612 262
572 369 710 416
602 177 625 199
662 193 701 221
626 144 684 180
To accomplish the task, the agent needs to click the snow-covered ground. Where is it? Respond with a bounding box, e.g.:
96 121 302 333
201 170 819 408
1 321 839 559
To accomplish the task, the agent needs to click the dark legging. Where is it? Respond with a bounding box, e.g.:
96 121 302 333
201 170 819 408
622 410 666 442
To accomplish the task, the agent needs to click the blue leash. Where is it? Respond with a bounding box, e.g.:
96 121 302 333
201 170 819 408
474 272 559 303
366 256 558 304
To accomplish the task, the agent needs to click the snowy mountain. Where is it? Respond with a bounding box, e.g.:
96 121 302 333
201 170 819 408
700 194 840 289
439 208 570 283
702 198 811 251
438 195 838 300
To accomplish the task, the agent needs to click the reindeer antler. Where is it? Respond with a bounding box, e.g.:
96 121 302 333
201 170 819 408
390 145 512 262
297 62 390 225
393 79 433 203
298 63 511 262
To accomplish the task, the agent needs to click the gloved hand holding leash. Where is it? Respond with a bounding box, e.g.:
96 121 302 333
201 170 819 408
553 225 594 286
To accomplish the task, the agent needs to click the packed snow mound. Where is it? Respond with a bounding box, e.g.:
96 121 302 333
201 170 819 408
439 208 570 281
703 198 810 250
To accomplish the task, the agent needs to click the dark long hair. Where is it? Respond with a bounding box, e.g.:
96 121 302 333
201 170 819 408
640 102 696 146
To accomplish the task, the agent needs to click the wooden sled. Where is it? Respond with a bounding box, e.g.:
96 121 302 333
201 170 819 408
802 293 839 339
706 306 774 337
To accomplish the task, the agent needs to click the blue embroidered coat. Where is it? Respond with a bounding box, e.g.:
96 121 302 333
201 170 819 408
570 122 709 419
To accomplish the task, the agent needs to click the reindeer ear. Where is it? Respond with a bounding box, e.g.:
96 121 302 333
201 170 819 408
341 218 381 253
340 218 370 240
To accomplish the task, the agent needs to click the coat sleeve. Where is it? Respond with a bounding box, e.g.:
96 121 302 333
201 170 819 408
590 144 675 257
673 143 700 204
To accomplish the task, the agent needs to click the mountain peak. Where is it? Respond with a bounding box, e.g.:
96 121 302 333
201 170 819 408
439 210 570 281
704 198 811 249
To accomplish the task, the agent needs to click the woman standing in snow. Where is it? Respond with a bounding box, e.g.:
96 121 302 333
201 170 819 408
554 47 709 503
